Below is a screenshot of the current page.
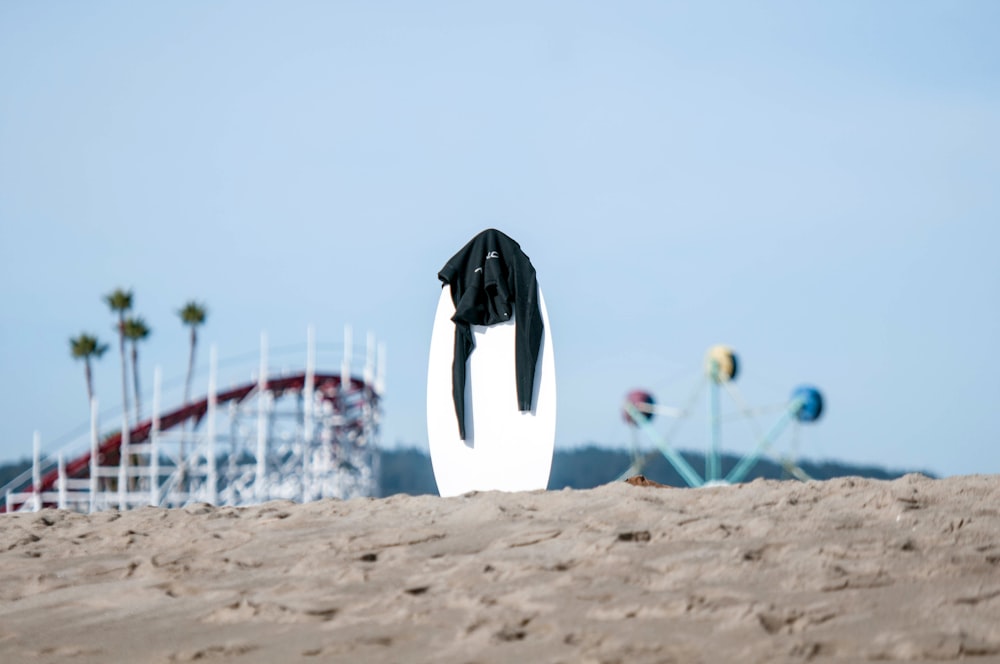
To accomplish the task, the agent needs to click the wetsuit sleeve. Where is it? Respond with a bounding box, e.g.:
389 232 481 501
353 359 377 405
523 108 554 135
439 237 478 441
451 322 472 439
512 251 543 413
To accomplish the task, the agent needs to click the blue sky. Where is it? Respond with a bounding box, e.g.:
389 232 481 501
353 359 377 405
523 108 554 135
1 1 998 478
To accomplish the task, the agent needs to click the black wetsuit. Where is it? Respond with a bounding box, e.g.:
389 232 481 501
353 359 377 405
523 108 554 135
438 229 543 440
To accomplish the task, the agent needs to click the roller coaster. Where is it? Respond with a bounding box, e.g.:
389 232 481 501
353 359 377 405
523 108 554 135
2 326 385 513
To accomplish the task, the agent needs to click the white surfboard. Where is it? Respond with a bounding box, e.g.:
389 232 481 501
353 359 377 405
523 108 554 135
426 286 556 497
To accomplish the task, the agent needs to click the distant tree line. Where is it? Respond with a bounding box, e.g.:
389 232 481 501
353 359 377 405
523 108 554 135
377 446 933 498
1 446 932 500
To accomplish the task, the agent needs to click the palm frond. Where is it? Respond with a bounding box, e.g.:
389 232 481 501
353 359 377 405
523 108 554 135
103 287 133 313
69 333 109 359
178 300 207 326
122 316 152 341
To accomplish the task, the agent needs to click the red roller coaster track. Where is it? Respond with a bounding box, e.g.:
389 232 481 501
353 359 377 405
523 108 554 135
2 372 373 512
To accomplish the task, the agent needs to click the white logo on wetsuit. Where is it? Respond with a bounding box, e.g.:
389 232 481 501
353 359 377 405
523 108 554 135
474 252 500 274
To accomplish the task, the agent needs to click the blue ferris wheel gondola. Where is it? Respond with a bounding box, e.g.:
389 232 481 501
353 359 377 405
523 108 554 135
791 386 823 423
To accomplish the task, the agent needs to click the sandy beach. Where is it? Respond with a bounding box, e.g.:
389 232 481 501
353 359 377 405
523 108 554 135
1 473 999 663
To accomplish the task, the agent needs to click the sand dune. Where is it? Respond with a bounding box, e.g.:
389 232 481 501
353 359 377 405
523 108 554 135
1 474 999 663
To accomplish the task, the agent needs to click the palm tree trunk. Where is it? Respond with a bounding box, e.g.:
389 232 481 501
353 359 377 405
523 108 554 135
185 327 197 404
180 326 197 494
130 341 143 490
84 358 94 407
117 316 130 496
131 341 142 422
118 315 130 428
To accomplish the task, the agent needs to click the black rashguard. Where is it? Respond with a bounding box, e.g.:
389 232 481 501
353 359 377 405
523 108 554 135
438 229 544 440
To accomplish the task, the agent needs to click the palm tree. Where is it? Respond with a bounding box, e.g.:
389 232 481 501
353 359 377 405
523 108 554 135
69 333 108 407
104 288 133 429
122 316 151 422
177 301 207 492
178 301 207 405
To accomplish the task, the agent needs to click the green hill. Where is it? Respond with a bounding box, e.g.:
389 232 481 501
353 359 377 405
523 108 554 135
377 446 932 497
0 448 931 502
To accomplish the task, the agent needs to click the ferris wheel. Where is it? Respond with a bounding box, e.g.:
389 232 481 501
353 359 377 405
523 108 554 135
619 345 823 487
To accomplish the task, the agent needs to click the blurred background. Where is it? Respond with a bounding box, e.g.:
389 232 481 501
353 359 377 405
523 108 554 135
1 1 998 479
